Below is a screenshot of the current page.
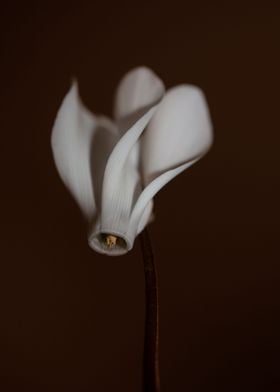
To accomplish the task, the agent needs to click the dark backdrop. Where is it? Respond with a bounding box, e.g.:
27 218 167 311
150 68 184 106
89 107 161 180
0 1 279 391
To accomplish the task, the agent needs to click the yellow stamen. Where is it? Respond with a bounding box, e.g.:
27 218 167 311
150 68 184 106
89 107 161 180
105 234 118 248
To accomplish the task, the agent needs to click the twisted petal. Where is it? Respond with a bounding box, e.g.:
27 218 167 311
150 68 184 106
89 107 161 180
129 85 213 237
88 105 158 255
51 81 118 221
113 66 165 133
136 199 154 235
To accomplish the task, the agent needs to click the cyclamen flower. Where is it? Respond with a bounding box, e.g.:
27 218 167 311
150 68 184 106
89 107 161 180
51 67 213 256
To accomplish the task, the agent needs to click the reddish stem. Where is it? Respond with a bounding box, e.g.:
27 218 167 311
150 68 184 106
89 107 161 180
140 228 160 392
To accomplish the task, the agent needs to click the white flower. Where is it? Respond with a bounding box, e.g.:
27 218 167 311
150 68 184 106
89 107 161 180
51 67 213 256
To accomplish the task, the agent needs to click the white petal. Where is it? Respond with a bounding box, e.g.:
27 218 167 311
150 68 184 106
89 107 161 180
88 143 141 256
136 199 154 235
141 85 213 185
113 66 165 126
128 85 213 235
88 105 158 255
128 160 200 239
51 81 118 221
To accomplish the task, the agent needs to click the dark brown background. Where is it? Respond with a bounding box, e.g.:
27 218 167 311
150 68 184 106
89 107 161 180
0 1 279 391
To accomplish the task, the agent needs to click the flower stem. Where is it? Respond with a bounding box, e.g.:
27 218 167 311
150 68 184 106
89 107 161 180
140 228 160 392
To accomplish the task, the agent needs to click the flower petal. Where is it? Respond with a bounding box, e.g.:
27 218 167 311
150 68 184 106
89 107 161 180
136 199 154 235
113 66 165 131
51 81 118 221
128 85 213 236
128 159 200 239
141 85 213 185
88 142 141 256
88 105 158 255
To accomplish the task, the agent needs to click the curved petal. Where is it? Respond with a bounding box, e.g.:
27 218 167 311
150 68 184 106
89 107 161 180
88 142 141 256
88 105 158 255
128 85 213 236
136 199 154 235
128 159 200 239
113 66 165 132
51 81 118 221
141 85 213 185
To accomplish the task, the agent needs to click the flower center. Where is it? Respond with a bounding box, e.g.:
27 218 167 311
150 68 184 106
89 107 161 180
105 234 118 249
98 233 127 252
